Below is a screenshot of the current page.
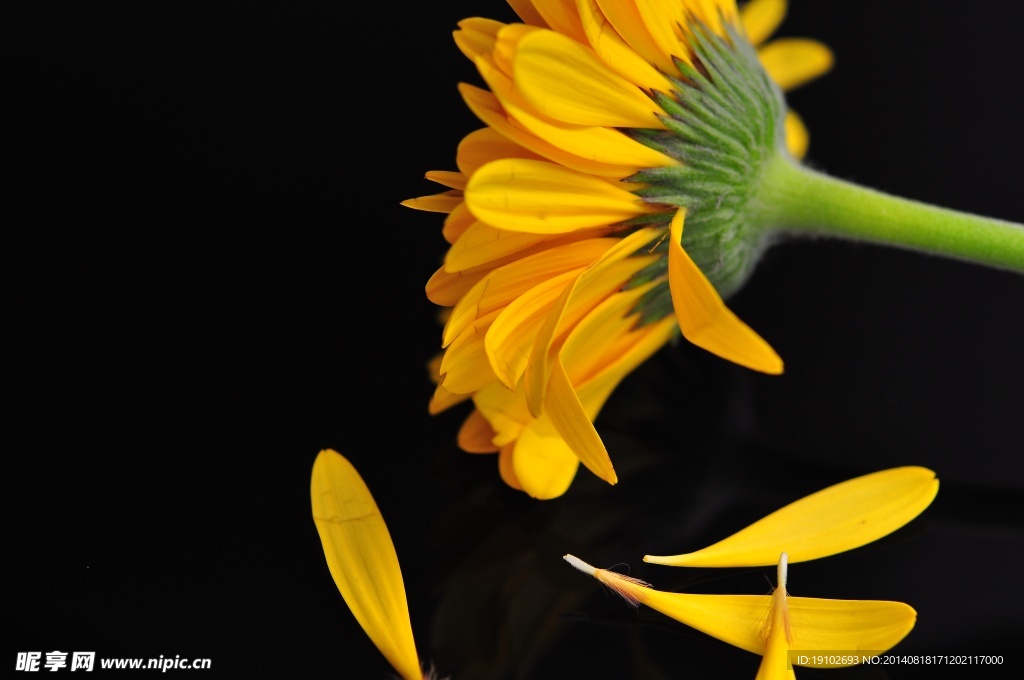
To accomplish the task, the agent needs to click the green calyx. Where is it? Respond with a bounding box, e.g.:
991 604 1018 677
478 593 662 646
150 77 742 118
622 19 1024 330
624 19 789 323
619 20 789 328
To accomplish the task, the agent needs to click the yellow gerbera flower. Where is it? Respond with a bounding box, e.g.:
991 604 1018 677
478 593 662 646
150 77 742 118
404 0 832 499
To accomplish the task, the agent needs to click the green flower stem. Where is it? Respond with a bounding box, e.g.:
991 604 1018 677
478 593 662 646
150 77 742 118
754 154 1024 274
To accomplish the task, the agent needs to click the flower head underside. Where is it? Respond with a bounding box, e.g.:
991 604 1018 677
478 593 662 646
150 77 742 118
404 0 833 498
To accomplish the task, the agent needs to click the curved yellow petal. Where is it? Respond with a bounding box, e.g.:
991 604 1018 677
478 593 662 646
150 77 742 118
457 409 499 453
644 466 939 567
453 18 503 62
634 0 691 66
498 443 524 490
425 264 486 307
784 109 809 160
507 0 548 27
428 381 471 415
441 203 474 244
757 38 834 91
530 0 588 44
667 209 783 373
513 416 581 499
510 28 665 128
474 51 673 177
310 450 422 680
485 268 582 389
456 127 544 178
444 222 553 273
473 380 531 447
562 282 668 386
400 190 463 214
458 83 637 178
465 158 656 234
577 0 677 93
594 0 680 73
524 227 660 415
566 556 916 666
443 237 616 346
740 0 787 46
546 356 617 485
424 170 466 191
439 309 499 394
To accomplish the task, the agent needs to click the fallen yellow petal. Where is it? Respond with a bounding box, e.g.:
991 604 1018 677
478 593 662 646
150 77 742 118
310 449 423 680
565 554 916 667
644 466 939 567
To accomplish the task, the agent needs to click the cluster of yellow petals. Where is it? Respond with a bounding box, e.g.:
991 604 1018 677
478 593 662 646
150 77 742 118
566 466 938 678
404 0 832 499
312 451 937 679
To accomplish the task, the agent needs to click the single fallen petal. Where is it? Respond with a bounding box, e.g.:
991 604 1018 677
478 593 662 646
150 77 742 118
644 466 939 567
311 449 423 680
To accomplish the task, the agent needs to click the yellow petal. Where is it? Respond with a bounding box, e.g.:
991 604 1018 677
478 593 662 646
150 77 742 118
634 0 691 67
545 356 617 485
510 28 665 128
506 0 548 27
458 84 637 178
472 380 531 447
577 0 677 93
439 309 500 394
424 170 466 190
498 443 524 490
310 450 422 680
668 209 783 373
442 203 475 244
425 265 486 307
524 228 660 415
428 381 472 415
594 0 681 73
530 0 588 44
456 127 544 178
400 190 462 214
474 54 675 176
485 268 582 389
443 237 616 346
741 0 787 46
465 158 655 234
562 282 669 387
565 555 916 666
644 466 939 567
757 38 834 91
444 222 553 273
453 18 502 62
512 416 581 499
457 409 499 453
784 109 809 160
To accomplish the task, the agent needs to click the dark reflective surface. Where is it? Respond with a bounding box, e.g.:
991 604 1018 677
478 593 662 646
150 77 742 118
9 1 1024 678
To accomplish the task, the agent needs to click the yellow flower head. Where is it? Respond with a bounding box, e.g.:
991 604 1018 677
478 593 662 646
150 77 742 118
405 0 833 498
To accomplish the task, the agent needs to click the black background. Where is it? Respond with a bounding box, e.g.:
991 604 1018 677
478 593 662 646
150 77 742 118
8 1 1024 678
